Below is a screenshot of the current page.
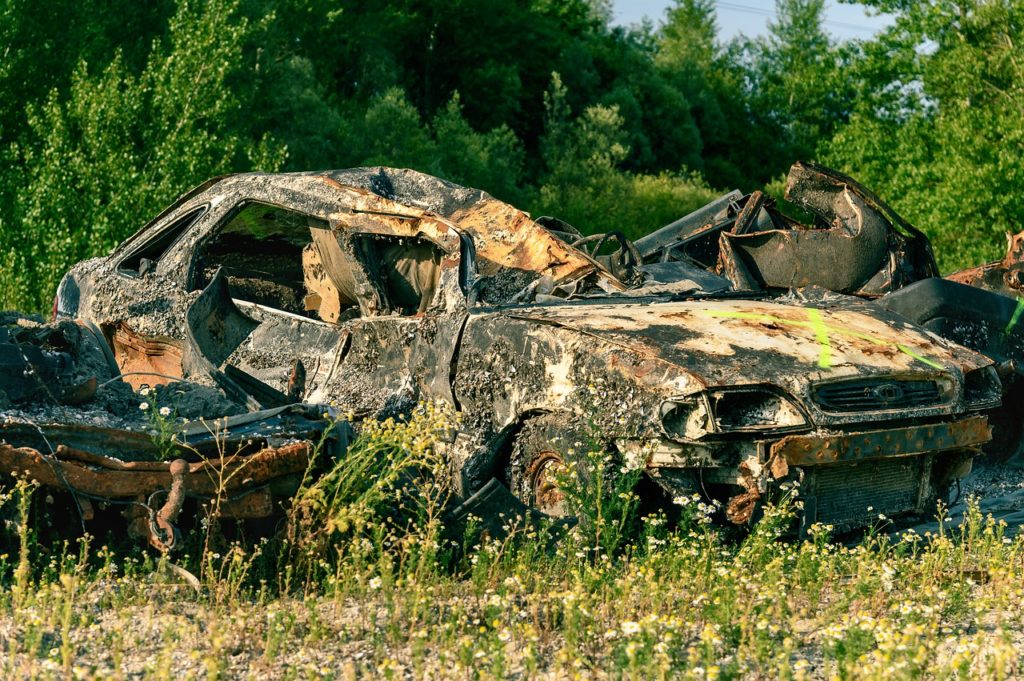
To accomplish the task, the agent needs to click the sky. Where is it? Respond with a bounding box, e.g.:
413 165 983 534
611 0 894 41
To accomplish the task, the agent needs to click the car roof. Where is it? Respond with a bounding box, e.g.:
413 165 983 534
134 168 625 301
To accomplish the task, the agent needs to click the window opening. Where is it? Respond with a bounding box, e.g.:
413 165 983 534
194 202 360 322
118 205 207 277
354 234 444 315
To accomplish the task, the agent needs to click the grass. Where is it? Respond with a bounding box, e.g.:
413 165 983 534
1 405 1023 679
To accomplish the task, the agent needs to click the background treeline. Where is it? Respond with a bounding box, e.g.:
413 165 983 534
2 0 1023 312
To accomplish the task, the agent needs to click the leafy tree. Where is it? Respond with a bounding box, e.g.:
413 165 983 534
0 0 173 145
431 94 526 203
534 74 719 238
0 0 285 311
655 0 773 189
592 25 705 176
341 87 439 170
747 0 851 164
0 0 176 260
334 87 526 203
824 0 1024 271
307 0 601 142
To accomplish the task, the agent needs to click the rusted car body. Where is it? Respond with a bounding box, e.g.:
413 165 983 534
0 312 348 550
614 161 1024 460
0 407 339 551
628 162 939 298
948 230 1024 301
51 168 1002 531
944 232 1024 454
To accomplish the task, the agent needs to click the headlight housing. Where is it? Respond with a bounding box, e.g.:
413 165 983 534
660 398 713 440
963 365 1002 410
661 386 809 440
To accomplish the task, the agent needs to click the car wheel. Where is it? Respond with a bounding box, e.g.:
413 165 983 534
506 414 596 518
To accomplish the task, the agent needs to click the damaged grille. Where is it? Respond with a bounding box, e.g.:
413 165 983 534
811 456 924 528
813 378 944 413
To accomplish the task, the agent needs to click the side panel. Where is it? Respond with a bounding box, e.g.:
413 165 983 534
450 312 684 493
318 313 464 419
224 302 348 399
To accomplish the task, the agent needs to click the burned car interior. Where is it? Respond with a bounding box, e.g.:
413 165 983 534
3 162 1024 549
193 204 447 319
194 202 319 315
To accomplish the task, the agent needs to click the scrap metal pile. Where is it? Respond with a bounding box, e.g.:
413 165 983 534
2 161 1023 545
0 313 348 550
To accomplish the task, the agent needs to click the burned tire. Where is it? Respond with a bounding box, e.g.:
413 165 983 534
506 414 597 519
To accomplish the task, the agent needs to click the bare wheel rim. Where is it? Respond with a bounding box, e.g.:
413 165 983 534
527 450 567 517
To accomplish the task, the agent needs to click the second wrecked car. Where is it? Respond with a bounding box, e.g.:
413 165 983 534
52 168 1000 531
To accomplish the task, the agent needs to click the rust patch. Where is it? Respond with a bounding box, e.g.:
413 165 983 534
769 451 790 479
218 487 275 519
527 450 566 517
948 230 1024 298
0 441 311 501
772 416 991 466
149 458 188 551
726 462 760 524
105 323 183 388
450 197 623 292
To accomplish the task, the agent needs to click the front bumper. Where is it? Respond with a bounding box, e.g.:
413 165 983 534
627 415 991 530
769 415 990 467
628 414 991 474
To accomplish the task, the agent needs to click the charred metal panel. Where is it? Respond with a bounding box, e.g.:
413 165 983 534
184 268 259 370
492 298 987 422
0 318 103 404
622 162 939 298
948 230 1024 299
771 415 990 466
1 404 335 458
451 309 680 493
448 196 623 303
634 191 742 261
222 302 346 398
877 278 1024 376
718 164 890 293
321 316 423 417
804 456 927 530
105 323 184 389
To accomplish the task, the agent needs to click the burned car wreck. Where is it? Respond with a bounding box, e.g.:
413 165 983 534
33 165 1007 535
594 161 1024 459
0 312 349 550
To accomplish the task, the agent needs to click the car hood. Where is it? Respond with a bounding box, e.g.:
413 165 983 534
506 298 991 393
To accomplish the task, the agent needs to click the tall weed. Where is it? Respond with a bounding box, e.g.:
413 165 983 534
281 401 457 590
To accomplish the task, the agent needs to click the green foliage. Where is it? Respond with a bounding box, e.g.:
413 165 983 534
336 88 527 203
1 0 285 312
282 403 456 590
431 95 526 204
823 0 1024 271
533 167 722 242
554 442 645 558
3 0 1023 312
744 0 853 167
344 87 439 169
653 0 781 189
534 74 720 238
